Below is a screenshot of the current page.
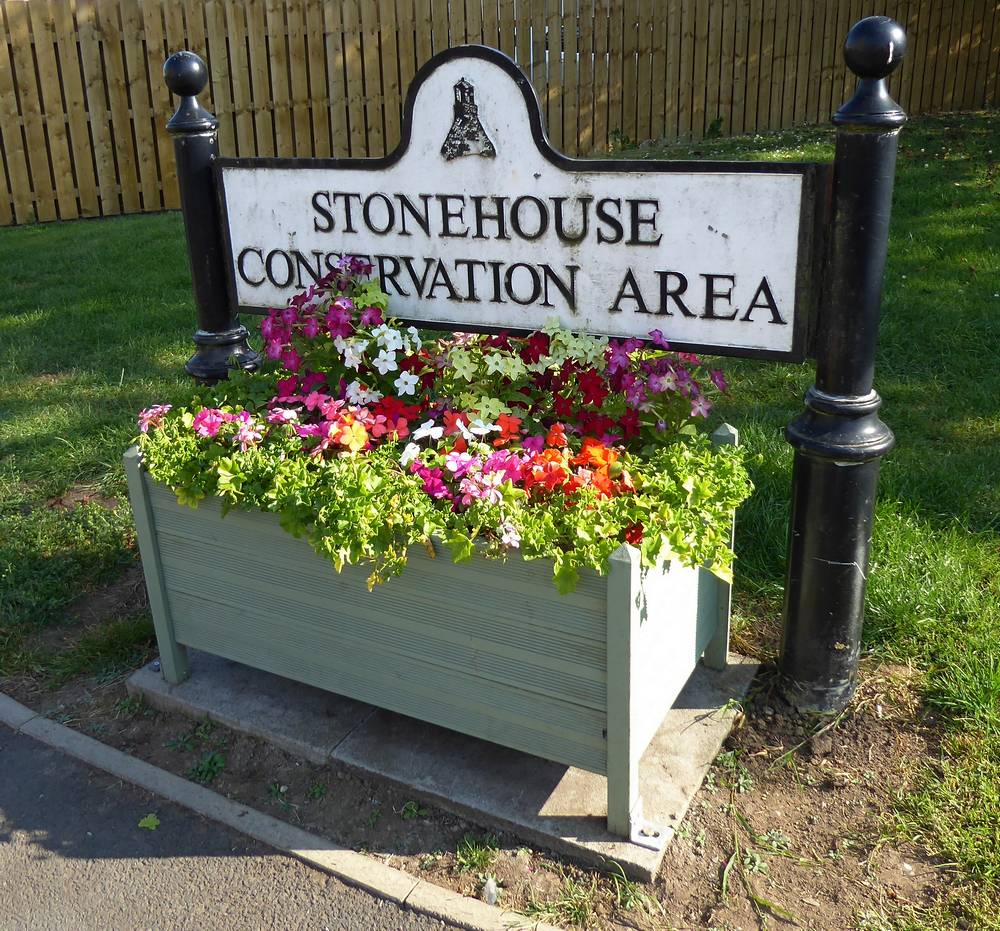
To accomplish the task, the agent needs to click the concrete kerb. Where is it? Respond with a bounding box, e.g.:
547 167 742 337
0 691 559 931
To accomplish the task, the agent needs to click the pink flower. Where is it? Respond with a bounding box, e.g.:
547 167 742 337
413 466 451 500
444 451 477 478
137 404 171 433
267 408 299 425
303 390 330 412
302 316 321 339
320 397 346 420
265 339 284 360
260 314 280 340
691 396 712 418
710 369 729 392
192 408 229 439
482 450 525 483
233 412 263 451
459 470 505 506
280 306 298 326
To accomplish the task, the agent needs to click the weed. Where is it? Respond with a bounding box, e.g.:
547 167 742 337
418 850 444 871
113 694 147 719
524 870 598 927
165 733 195 753
455 833 499 873
187 751 225 784
399 800 429 820
306 781 327 800
741 849 768 875
606 861 663 916
367 804 382 829
267 781 297 814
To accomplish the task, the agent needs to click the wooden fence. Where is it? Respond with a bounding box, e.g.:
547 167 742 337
1 0 998 226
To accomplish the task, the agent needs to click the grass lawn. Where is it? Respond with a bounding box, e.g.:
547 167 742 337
1 112 997 928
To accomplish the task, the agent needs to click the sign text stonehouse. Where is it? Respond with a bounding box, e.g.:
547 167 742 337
217 48 825 360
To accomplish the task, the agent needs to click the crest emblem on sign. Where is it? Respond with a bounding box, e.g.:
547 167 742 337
441 78 496 160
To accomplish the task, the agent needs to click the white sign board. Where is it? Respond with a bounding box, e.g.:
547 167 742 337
217 47 823 360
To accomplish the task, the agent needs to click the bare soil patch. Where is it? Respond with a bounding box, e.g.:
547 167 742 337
4 574 952 928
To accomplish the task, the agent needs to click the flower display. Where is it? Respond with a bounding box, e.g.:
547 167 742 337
137 257 751 592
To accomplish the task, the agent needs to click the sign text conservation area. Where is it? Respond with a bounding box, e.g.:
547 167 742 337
218 48 815 358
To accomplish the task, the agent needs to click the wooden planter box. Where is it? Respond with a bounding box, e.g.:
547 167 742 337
125 432 734 844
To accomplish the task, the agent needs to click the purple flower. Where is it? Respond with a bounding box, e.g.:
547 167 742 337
606 340 631 374
521 435 545 454
710 369 729 393
648 329 670 350
691 396 712 418
625 380 647 407
280 306 298 327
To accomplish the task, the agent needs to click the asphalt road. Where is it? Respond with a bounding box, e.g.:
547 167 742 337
0 724 458 931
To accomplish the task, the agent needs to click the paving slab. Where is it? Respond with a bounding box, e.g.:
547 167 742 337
128 651 375 764
129 651 757 880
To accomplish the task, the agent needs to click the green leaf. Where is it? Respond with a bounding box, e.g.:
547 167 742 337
553 558 580 594
447 531 475 563
137 813 160 831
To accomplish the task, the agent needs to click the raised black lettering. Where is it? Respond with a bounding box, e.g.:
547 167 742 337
656 270 696 317
610 268 648 314
396 194 432 237
454 259 487 302
402 256 436 296
437 195 469 237
237 247 265 286
596 198 624 244
552 197 591 244
541 264 578 309
701 273 738 319
741 276 787 324
331 192 361 233
376 254 407 296
471 196 510 240
504 263 542 305
427 260 460 300
510 196 549 241
312 192 334 233
627 198 662 246
293 250 324 288
265 250 295 288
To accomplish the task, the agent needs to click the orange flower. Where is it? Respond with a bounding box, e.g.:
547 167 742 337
572 437 618 470
493 413 523 447
524 448 569 493
546 423 568 448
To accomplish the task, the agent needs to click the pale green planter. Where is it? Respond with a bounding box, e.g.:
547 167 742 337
125 426 735 843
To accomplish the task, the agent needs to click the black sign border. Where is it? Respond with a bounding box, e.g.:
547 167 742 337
215 44 831 363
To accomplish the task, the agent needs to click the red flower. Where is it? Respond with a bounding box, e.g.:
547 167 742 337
552 392 574 419
577 368 608 407
520 332 551 364
618 409 641 439
624 523 644 545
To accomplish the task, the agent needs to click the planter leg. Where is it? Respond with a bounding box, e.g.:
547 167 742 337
124 447 190 685
606 547 666 850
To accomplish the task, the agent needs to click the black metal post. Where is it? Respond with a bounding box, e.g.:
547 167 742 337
780 16 907 713
164 51 259 382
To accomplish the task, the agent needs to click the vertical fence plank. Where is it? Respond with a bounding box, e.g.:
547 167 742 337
778 0 798 129
467 0 484 44
635 0 653 144
432 0 449 52
921 0 944 113
306 0 331 157
498 0 514 57
984 1 1000 106
246 0 275 156
286 0 312 156
452 0 468 42
648 0 665 141
341 0 367 156
606 0 623 139
359 0 385 156
742 0 762 132
729 0 747 133
224 1 256 157
564 0 580 153
413 0 433 65
28 1 79 219
265 0 293 155
483 0 500 49
675 0 692 136
577 0 594 151
543 0 561 148
619 0 638 144
379 0 402 153
395 0 417 101
0 2 11 225
8 0 57 221
0 3 34 223
934 0 957 110
754 0 774 133
592 0 609 151
323 0 348 157
705 0 723 137
514 0 529 66
50 0 99 216
203 0 236 155
117 0 158 212
769 0 789 130
98 0 141 212
76 0 121 215
140 0 178 209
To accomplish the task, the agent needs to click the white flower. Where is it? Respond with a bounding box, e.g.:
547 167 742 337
499 521 521 548
333 335 348 353
341 339 369 370
372 348 398 375
412 419 444 442
345 380 365 404
406 326 422 351
372 324 404 351
394 371 419 396
360 386 382 405
399 442 421 467
467 418 501 437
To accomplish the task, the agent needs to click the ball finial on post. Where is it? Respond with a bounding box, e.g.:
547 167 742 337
163 50 209 99
835 16 907 128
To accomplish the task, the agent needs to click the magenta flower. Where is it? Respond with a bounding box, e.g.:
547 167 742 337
265 339 284 361
625 380 647 408
419 467 452 500
359 306 384 327
710 369 729 392
325 305 353 339
483 450 525 482
280 306 298 327
302 316 321 339
521 435 545 454
260 314 280 340
281 347 303 373
300 372 327 393
648 329 670 350
606 340 631 374
275 375 299 399
192 408 228 439
137 404 171 433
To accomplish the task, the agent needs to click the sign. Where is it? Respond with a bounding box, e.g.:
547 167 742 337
217 47 826 360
